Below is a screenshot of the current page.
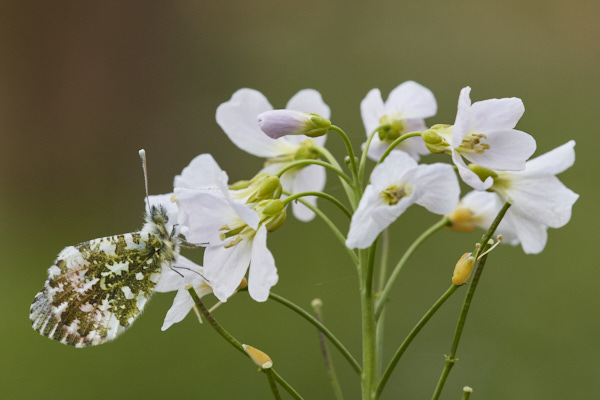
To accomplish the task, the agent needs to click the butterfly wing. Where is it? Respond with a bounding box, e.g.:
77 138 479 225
30 231 171 347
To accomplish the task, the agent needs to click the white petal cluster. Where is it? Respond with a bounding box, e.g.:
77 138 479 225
346 151 459 249
216 89 330 222
448 87 537 190
174 154 278 302
361 81 436 161
450 141 578 254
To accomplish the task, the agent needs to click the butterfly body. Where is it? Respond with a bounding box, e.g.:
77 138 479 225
30 205 178 347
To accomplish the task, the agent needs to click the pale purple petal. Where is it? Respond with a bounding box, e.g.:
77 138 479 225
504 210 549 254
247 226 278 302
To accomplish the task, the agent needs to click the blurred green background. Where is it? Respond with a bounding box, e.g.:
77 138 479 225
2 1 598 399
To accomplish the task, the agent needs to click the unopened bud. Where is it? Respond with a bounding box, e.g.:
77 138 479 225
446 207 476 232
258 110 331 139
422 124 452 154
243 344 273 369
452 252 475 285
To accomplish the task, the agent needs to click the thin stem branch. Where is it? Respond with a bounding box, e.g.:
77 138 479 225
431 202 511 400
269 292 362 375
288 195 359 266
282 190 352 219
276 159 353 185
313 301 345 400
329 125 359 179
316 144 359 209
377 131 423 165
187 289 303 400
375 217 451 318
376 285 459 397
264 368 282 400
360 247 377 400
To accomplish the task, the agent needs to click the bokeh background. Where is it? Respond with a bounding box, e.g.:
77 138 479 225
2 1 598 399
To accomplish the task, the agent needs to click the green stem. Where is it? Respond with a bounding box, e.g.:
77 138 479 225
377 131 423 164
376 285 459 397
312 300 345 400
288 195 359 266
375 229 391 376
282 190 352 219
316 144 360 210
272 370 304 400
269 292 362 375
276 159 353 185
431 202 511 400
187 289 303 400
375 217 451 318
358 126 389 187
330 125 359 179
264 368 282 400
360 247 377 400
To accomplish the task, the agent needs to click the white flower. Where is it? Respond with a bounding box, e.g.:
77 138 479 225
361 81 437 162
346 151 460 249
438 87 536 190
448 141 578 254
174 154 279 302
154 256 212 331
216 88 330 222
490 140 579 253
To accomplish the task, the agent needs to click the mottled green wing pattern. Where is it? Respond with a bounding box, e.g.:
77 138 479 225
30 226 174 347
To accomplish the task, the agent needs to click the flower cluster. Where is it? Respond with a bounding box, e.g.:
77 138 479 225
151 81 578 331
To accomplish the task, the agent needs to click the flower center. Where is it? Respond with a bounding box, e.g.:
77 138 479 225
459 132 490 154
378 115 407 143
381 184 411 205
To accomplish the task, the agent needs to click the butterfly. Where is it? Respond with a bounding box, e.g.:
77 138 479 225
29 150 180 347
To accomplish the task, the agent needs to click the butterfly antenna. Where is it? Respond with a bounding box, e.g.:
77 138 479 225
138 149 151 212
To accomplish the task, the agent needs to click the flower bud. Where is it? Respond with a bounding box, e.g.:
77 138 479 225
452 252 475 285
258 110 331 139
422 124 451 154
446 207 476 232
246 174 282 203
243 344 273 369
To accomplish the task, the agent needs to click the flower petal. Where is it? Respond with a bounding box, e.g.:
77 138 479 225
523 140 576 176
286 89 331 119
204 239 253 302
461 129 536 171
410 163 460 214
283 164 326 222
174 153 229 189
345 186 389 249
248 226 278 302
469 97 525 132
216 88 283 157
360 88 386 137
161 289 195 331
385 81 437 119
452 151 494 191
